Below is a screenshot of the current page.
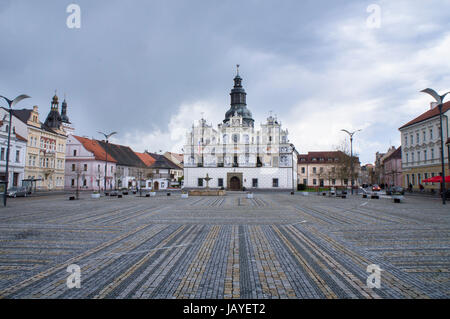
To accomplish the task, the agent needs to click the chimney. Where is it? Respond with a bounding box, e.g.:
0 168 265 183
431 102 438 110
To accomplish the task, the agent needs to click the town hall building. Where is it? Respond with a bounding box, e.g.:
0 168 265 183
183 67 298 190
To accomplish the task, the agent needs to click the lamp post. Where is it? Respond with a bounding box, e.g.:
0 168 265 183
421 88 449 205
98 131 117 194
291 144 296 195
341 129 361 195
0 94 31 206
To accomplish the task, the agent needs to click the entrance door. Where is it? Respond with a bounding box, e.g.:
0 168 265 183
154 181 159 191
13 173 19 187
230 176 241 191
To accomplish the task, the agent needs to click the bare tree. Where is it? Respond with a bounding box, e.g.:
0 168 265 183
71 163 85 200
333 139 360 189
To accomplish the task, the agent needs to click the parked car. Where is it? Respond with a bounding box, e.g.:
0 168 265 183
109 190 119 196
7 186 28 198
372 184 381 192
386 186 405 195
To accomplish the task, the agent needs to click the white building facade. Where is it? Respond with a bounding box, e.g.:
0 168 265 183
183 69 298 190
0 112 27 187
399 102 449 191
65 135 117 191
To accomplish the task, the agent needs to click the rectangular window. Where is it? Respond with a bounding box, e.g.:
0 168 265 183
84 164 88 171
313 167 317 174
416 133 420 144
198 178 203 187
1 148 4 161
405 136 408 146
417 151 420 162
406 153 409 163
431 148 434 159
218 178 224 187
424 150 427 161
73 150 77 156
423 131 426 142
252 179 258 188
273 156 279 167
303 179 307 185
83 179 87 187
430 129 433 140
15 150 20 163
411 135 413 144
71 179 75 187
72 164 75 171
313 179 317 185
272 178 279 187
301 167 305 174
332 179 336 185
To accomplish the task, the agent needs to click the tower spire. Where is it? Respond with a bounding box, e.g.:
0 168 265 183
236 64 240 76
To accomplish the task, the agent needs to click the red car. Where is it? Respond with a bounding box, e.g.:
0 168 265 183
372 184 381 192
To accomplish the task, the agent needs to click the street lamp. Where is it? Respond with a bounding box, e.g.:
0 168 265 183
421 88 449 205
341 129 362 195
291 144 296 195
0 94 31 207
98 131 117 193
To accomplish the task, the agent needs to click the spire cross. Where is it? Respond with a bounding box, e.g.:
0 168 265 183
236 64 240 76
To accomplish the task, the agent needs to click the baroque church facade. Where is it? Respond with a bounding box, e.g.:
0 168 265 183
183 68 298 190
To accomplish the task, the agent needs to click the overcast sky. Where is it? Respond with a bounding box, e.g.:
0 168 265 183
1 0 450 164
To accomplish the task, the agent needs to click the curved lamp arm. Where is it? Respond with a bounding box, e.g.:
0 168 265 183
0 94 31 108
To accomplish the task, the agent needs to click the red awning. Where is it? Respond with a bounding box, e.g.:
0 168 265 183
422 176 450 183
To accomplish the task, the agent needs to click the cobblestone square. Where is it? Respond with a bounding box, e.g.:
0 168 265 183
0 193 449 299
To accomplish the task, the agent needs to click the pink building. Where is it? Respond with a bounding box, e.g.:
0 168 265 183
65 135 117 191
383 146 402 187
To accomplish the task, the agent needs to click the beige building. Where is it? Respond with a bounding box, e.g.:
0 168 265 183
298 151 361 188
12 95 70 190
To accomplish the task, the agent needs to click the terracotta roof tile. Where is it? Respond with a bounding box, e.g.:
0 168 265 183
73 135 117 162
298 151 360 164
399 101 450 129
135 152 156 167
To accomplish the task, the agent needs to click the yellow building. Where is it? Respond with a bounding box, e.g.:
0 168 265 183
12 95 69 190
